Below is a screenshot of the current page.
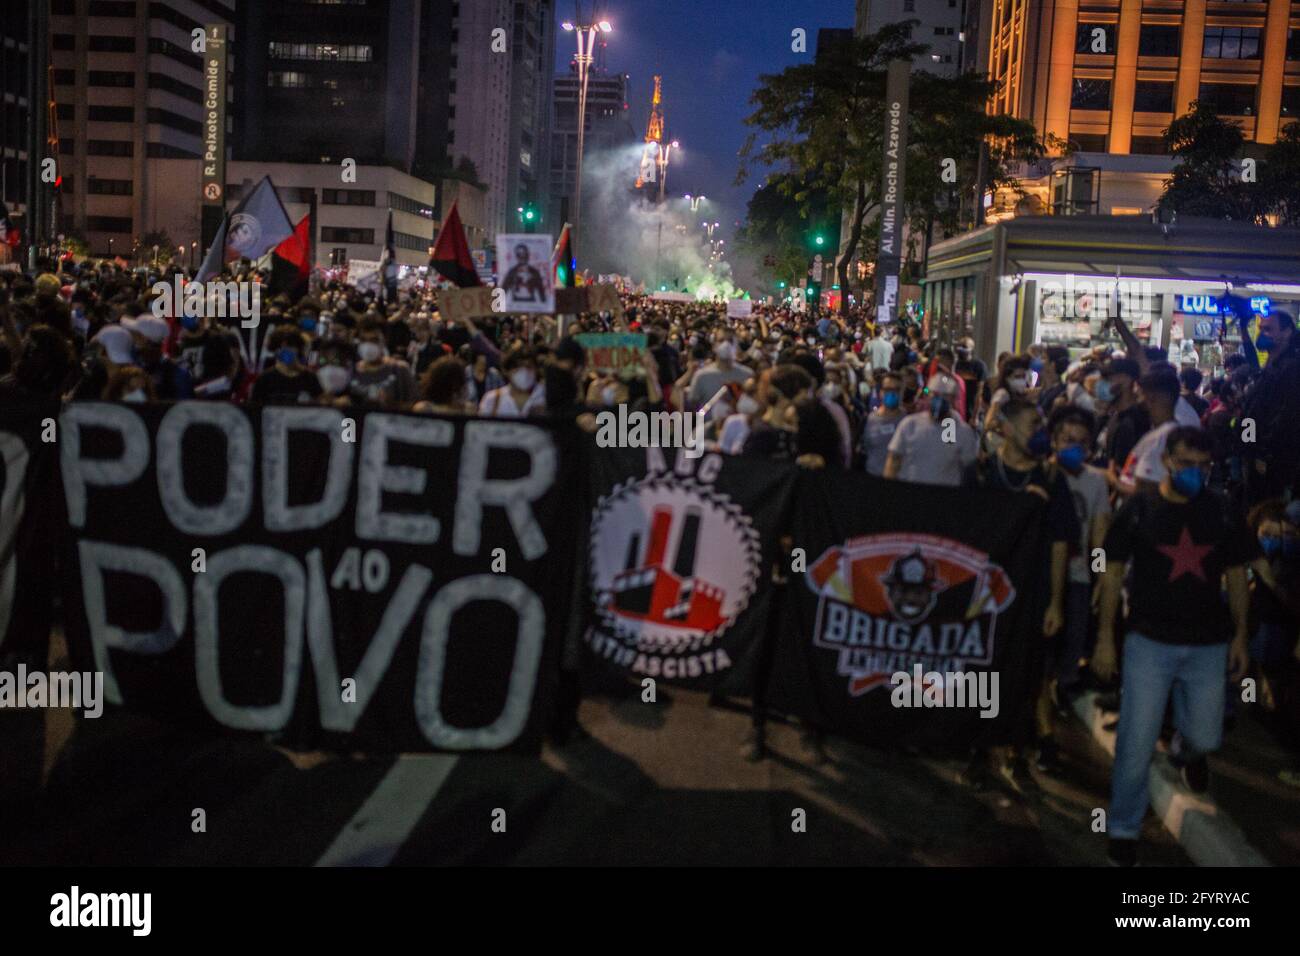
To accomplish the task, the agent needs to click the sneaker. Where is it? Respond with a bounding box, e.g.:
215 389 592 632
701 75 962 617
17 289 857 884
999 756 1043 799
1107 837 1139 867
1180 756 1210 794
743 727 768 763
1035 737 1063 775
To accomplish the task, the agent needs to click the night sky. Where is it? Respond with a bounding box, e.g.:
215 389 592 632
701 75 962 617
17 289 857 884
553 1 856 242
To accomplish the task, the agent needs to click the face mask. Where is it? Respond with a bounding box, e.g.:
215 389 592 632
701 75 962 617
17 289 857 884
1256 333 1276 352
715 342 737 362
1170 465 1205 498
882 391 900 410
277 348 299 367
1007 375 1029 394
1027 427 1053 458
123 388 146 403
1095 379 1114 403
737 394 760 415
601 385 619 406
358 342 382 362
300 316 318 333
1057 443 1086 472
1260 535 1283 558
179 313 199 332
1029 357 1045 373
317 365 350 395
511 368 536 391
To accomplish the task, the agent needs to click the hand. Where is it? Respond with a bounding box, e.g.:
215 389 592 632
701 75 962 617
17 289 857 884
1229 636 1250 684
1042 603 1064 638
1091 631 1117 683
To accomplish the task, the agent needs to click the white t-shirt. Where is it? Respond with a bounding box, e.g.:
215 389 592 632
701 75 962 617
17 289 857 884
479 384 546 417
886 411 978 487
1062 465 1111 583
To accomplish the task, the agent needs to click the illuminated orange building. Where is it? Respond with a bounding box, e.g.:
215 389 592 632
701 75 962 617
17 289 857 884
975 0 1300 153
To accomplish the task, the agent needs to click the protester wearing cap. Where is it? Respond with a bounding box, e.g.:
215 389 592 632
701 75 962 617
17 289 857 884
1097 356 1144 484
883 372 977 487
122 313 192 399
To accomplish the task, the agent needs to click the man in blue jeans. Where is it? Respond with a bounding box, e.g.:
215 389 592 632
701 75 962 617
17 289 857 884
1092 426 1253 867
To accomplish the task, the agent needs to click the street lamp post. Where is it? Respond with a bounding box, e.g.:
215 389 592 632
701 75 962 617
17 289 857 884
657 140 679 204
562 10 612 239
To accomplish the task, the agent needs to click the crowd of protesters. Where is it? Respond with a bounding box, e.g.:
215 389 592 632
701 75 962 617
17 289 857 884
3 253 1300 867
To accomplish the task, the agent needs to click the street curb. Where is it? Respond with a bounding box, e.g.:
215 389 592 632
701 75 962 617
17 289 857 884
1071 690 1271 867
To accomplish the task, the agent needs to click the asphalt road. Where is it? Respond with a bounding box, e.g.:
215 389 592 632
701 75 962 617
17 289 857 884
0 674 1189 866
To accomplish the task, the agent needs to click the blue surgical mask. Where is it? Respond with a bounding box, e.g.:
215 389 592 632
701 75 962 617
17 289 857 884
1029 357 1045 373
1095 379 1114 403
882 391 900 410
1027 427 1053 458
299 316 318 333
1057 443 1086 472
1260 535 1283 558
1170 465 1205 498
180 314 200 332
1255 333 1276 352
277 348 299 367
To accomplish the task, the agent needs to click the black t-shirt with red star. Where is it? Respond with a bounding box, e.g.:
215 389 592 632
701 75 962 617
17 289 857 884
1104 490 1257 645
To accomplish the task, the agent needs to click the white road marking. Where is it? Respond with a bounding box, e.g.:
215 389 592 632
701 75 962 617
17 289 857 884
315 754 460 867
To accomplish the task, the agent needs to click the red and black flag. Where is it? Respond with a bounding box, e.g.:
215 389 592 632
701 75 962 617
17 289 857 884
269 213 312 298
552 222 576 289
428 200 481 287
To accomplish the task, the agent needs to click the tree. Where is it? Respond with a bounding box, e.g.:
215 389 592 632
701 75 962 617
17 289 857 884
1158 101 1258 221
1258 122 1300 225
734 172 834 295
738 24 1047 313
137 230 176 266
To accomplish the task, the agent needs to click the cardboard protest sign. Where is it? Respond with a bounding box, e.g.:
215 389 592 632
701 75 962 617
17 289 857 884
574 333 647 375
726 299 753 319
437 286 498 322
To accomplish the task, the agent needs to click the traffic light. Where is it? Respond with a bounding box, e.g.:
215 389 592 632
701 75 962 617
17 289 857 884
813 233 825 248
519 202 538 233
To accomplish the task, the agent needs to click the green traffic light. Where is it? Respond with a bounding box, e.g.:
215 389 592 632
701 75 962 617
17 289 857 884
814 235 825 247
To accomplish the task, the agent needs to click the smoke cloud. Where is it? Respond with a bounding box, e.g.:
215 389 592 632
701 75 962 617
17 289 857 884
574 143 744 301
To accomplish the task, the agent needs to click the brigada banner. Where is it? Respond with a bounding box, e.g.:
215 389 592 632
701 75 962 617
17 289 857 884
768 470 1045 747
584 445 795 693
55 403 584 753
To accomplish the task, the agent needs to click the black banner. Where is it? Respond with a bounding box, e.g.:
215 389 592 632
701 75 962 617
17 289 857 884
768 470 1046 748
54 403 584 753
584 445 796 693
0 402 62 665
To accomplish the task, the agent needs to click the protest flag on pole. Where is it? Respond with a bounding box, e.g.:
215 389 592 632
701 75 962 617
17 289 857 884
428 200 481 287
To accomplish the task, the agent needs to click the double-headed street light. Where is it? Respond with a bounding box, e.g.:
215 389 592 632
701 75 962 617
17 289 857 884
562 10 612 238
685 193 706 212
657 140 679 204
